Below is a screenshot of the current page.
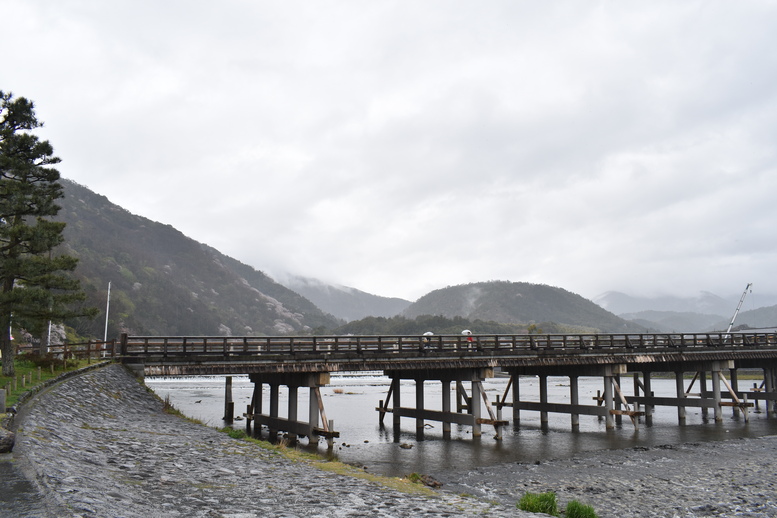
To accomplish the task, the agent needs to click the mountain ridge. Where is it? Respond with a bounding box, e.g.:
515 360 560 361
279 275 411 322
403 281 645 333
58 179 341 337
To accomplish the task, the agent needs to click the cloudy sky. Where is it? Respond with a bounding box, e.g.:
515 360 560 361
2 1 776 302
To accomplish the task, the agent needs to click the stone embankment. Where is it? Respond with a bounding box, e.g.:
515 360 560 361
11 363 777 518
13 364 525 517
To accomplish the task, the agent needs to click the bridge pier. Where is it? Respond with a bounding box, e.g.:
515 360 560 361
699 371 709 419
377 368 506 439
501 364 637 431
675 371 687 424
765 366 775 418
711 368 723 423
247 372 339 446
642 371 654 426
223 376 234 424
603 369 615 429
730 368 740 417
539 374 548 431
570 375 579 431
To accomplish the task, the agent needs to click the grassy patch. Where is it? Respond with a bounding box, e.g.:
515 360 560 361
566 500 598 518
1 355 94 408
517 492 599 518
517 491 559 516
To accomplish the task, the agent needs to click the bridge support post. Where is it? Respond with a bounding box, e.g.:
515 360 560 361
471 381 482 437
512 374 520 427
456 381 467 413
765 367 775 418
700 371 709 419
442 380 451 437
730 368 740 417
539 375 549 431
675 371 686 424
643 371 653 426
253 382 263 414
416 378 425 440
288 386 298 442
613 374 622 426
603 371 614 429
392 378 401 429
570 375 579 431
309 387 319 433
223 376 234 424
269 384 279 438
632 373 641 416
711 364 723 423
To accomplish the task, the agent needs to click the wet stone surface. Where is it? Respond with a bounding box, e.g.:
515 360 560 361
435 434 777 517
13 365 523 517
12 363 777 517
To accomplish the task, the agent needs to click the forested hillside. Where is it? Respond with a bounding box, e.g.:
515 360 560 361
403 281 645 333
58 180 341 338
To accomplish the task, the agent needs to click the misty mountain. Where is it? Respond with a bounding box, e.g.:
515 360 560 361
279 276 411 322
595 289 777 316
403 281 646 333
711 305 777 331
618 311 726 333
58 180 341 338
594 289 777 333
594 291 737 316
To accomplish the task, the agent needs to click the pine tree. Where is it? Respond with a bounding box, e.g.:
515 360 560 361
0 91 94 376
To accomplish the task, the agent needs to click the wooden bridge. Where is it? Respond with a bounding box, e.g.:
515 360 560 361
119 332 777 444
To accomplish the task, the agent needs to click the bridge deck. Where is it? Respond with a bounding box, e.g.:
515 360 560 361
120 332 777 376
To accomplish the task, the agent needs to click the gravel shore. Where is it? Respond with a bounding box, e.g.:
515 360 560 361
10 363 777 517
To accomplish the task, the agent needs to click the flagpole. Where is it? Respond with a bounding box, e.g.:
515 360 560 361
103 281 111 343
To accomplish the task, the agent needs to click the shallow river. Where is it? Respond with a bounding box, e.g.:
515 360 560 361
146 372 777 477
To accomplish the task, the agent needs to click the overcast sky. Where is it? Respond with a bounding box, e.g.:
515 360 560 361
2 1 776 302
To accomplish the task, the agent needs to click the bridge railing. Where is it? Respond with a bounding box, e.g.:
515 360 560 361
18 340 116 361
120 332 777 358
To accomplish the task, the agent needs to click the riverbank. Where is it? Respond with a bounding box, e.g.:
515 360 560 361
435 435 777 517
10 364 525 517
10 363 777 517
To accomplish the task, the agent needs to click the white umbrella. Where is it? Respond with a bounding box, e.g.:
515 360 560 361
461 329 472 335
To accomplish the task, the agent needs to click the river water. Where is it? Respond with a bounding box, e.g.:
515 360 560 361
146 372 777 477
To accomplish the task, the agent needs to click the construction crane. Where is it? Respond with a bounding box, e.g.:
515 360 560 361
726 283 753 333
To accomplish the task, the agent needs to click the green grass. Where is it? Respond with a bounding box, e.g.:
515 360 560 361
566 500 598 518
517 491 559 516
1 354 94 408
516 492 599 518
